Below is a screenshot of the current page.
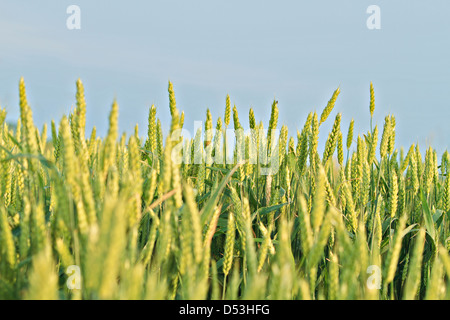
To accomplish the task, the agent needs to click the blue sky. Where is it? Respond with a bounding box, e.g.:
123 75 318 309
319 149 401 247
0 1 449 154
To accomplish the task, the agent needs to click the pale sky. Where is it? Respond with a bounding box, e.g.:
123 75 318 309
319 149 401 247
0 1 449 154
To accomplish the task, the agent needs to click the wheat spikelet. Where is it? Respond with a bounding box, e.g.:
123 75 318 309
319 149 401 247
441 151 449 175
19 197 31 259
145 104 157 155
397 174 406 217
223 212 235 277
373 196 383 250
183 184 203 264
180 111 185 128
76 79 87 137
168 81 177 117
328 250 339 300
249 108 256 129
388 115 396 155
309 112 319 171
161 136 173 195
0 108 6 126
102 100 119 174
179 204 194 276
380 116 391 158
232 105 241 132
297 129 309 175
424 147 434 194
297 194 313 255
444 173 450 213
403 228 426 300
224 94 231 127
257 220 276 273
322 113 341 166
311 166 326 234
267 100 279 154
337 131 344 166
319 87 340 125
139 209 159 267
25 245 58 300
400 144 415 173
0 205 16 268
389 170 398 218
55 238 74 268
342 180 357 233
19 78 38 155
368 125 378 165
361 159 370 210
307 208 332 269
346 119 354 150
369 82 375 118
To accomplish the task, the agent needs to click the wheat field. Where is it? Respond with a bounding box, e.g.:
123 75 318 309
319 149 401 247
0 78 449 300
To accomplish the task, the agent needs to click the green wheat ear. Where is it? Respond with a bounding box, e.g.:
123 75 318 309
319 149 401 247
320 87 340 125
0 205 15 268
25 245 58 300
19 77 38 155
309 112 319 166
222 212 235 278
322 113 341 166
268 100 279 132
180 111 185 128
444 173 450 214
102 99 119 173
232 105 241 130
249 108 256 129
225 94 231 127
337 131 344 166
388 115 396 155
156 118 163 159
369 82 375 118
168 81 177 117
145 104 157 154
388 170 398 218
0 107 6 126
205 108 212 132
368 125 378 165
76 78 87 136
346 118 354 150
380 115 391 158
